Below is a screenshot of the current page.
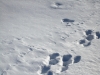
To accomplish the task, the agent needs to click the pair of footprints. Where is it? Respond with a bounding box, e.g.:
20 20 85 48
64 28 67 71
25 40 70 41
79 30 100 47
41 53 81 75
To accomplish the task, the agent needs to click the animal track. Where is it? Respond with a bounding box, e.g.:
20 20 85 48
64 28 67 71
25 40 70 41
60 18 100 48
96 31 100 39
79 29 100 47
74 56 81 63
85 30 93 35
49 59 59 65
79 39 91 47
83 42 91 47
86 35 94 41
41 65 50 74
47 71 53 75
50 2 63 9
55 2 62 6
49 53 60 59
79 39 85 44
63 59 72 66
62 54 72 62
61 66 68 72
62 18 75 23
40 53 81 74
62 54 72 67
49 53 60 65
85 30 94 42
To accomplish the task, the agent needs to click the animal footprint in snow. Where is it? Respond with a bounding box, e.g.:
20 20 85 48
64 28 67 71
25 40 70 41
79 29 94 47
61 18 74 23
96 31 100 39
41 53 60 74
61 54 72 72
49 53 60 59
62 54 72 66
79 39 91 47
83 41 91 47
49 59 59 65
85 30 93 35
86 35 94 41
55 2 62 6
85 30 94 41
41 65 50 74
61 66 68 72
50 2 63 9
41 53 81 74
49 53 60 65
47 71 53 75
79 29 100 47
79 39 85 44
74 56 81 63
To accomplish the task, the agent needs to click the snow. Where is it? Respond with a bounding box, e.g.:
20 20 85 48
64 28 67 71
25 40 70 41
0 0 100 75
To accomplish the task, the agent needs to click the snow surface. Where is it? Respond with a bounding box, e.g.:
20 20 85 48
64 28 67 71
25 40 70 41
0 0 100 75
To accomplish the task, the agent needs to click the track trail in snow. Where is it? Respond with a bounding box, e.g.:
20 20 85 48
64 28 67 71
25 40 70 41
0 0 100 75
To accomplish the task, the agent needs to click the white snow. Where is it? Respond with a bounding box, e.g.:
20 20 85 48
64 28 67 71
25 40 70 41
0 0 100 75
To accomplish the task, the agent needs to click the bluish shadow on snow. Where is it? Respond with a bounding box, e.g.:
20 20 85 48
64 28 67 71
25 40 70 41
55 2 62 6
62 54 72 62
61 66 68 72
49 53 60 59
85 30 93 35
79 39 85 44
49 59 59 65
41 65 50 74
74 56 81 63
96 31 100 39
47 71 53 75
62 18 74 23
86 35 94 41
83 42 91 47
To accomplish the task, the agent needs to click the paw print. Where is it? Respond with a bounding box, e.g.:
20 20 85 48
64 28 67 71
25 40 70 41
96 31 100 39
40 53 81 74
79 29 100 47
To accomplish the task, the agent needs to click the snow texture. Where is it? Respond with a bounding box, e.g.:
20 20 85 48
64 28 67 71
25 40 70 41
0 0 100 75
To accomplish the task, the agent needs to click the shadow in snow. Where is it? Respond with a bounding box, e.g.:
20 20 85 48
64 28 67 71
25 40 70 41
47 71 53 75
41 65 50 74
74 56 81 63
62 18 74 22
96 31 100 39
49 53 59 59
85 30 93 35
